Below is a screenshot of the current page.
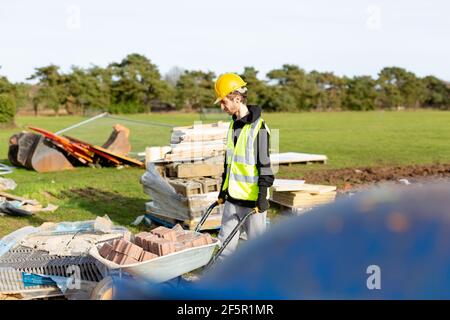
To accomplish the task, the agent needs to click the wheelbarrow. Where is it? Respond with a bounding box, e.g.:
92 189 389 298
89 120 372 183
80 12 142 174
89 201 256 284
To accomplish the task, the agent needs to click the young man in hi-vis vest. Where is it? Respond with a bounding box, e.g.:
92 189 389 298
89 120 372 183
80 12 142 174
214 73 274 261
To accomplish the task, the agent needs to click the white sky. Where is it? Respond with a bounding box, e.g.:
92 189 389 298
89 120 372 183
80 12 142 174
0 0 449 83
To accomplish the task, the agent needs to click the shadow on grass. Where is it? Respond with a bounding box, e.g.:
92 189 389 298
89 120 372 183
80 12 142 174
0 213 48 225
0 158 12 166
21 214 49 226
53 187 147 227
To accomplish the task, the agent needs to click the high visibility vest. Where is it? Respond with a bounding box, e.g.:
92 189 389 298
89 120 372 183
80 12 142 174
222 117 269 201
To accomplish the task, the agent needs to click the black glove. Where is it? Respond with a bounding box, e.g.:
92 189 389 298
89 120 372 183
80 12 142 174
218 189 227 204
256 188 269 212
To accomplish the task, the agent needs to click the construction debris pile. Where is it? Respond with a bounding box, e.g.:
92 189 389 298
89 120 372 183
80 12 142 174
0 214 219 299
270 179 337 211
98 225 213 265
0 163 13 175
0 178 16 191
0 191 58 217
0 216 130 299
8 124 143 173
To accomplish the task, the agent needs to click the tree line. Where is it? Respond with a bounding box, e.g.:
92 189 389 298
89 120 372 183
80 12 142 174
0 53 449 121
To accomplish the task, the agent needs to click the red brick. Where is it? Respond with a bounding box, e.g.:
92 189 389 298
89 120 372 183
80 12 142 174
174 242 191 252
120 256 139 265
177 233 196 243
191 237 206 247
202 234 214 245
189 234 214 247
139 251 159 262
113 239 143 260
147 238 176 256
112 252 126 264
142 235 160 251
106 250 117 261
99 242 114 258
113 239 131 253
172 224 185 235
134 232 152 247
151 226 177 242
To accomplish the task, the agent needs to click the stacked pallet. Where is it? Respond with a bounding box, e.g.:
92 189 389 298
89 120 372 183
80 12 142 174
145 121 229 163
270 179 337 209
141 164 223 231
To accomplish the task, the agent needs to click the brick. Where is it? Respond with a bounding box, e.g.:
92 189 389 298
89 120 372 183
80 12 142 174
177 233 196 243
187 234 213 247
202 234 214 245
113 239 131 253
147 238 176 256
134 232 152 247
106 250 117 261
172 224 184 234
191 236 206 247
151 226 177 241
126 244 143 260
141 234 160 251
112 252 126 264
99 242 114 258
113 239 144 260
174 242 191 252
139 251 159 262
120 256 139 265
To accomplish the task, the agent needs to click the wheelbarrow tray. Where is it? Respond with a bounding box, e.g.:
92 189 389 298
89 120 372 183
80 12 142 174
89 239 220 283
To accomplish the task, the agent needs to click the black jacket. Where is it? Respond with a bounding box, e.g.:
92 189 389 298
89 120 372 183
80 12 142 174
220 105 274 208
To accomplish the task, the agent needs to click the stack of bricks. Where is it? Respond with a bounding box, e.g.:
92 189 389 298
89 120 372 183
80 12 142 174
98 224 214 266
98 238 157 265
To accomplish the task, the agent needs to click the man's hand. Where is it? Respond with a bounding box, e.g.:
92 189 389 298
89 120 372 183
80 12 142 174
217 189 226 205
256 196 269 213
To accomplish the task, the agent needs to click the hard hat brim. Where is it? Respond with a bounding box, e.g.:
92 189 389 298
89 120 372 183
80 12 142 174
214 97 222 105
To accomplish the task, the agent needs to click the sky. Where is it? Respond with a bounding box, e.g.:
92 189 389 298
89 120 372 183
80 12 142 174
0 0 449 83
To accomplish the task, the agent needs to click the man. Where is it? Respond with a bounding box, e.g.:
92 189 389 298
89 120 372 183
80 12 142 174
214 73 274 261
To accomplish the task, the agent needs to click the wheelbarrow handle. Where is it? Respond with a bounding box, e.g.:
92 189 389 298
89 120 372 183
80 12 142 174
205 208 257 269
194 201 219 232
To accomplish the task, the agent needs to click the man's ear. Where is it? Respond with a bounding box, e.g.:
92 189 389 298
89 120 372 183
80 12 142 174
233 95 241 104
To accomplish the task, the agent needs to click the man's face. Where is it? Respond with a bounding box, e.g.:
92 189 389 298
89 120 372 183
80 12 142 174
220 96 239 115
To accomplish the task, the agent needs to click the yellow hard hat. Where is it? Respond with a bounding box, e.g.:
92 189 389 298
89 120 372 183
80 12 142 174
214 73 247 104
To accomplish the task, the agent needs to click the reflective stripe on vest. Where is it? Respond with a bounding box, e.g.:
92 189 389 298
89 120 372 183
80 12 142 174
222 117 269 201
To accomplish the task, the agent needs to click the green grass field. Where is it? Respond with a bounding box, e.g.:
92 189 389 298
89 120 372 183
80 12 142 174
0 110 449 237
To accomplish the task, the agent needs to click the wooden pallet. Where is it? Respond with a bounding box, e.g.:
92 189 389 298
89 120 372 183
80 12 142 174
270 152 327 165
270 196 335 210
271 191 337 208
272 180 337 194
145 211 222 231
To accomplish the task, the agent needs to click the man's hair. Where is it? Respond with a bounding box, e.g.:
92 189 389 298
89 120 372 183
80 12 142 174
227 87 248 105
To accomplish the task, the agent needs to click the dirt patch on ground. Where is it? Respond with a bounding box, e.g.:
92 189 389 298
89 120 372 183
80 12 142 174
299 163 450 190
